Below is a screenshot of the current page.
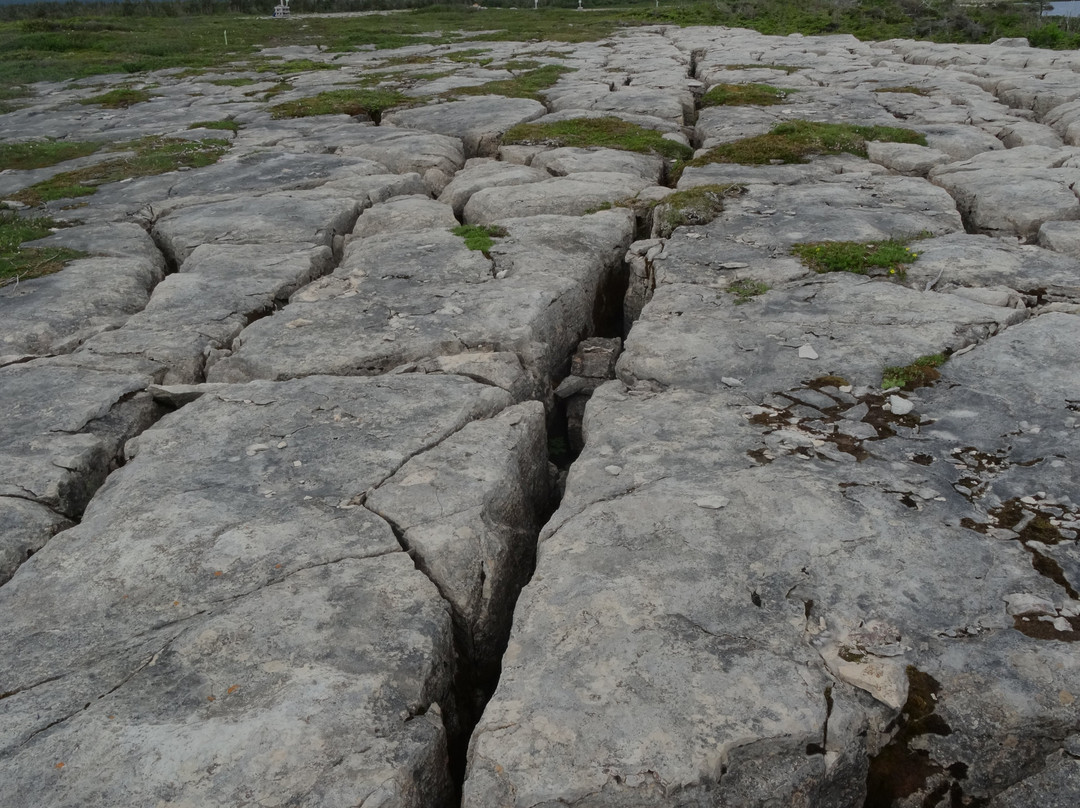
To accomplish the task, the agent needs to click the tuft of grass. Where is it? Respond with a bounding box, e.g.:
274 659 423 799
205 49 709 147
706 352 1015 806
723 63 802 74
792 239 919 277
0 211 85 286
503 116 692 161
882 353 948 391
269 88 408 122
446 48 493 63
11 136 230 206
208 77 258 87
700 83 794 107
78 87 154 108
728 278 770 304
654 183 744 237
254 58 339 74
685 120 926 168
453 224 508 255
873 86 930 96
0 140 102 171
446 64 571 102
188 119 239 133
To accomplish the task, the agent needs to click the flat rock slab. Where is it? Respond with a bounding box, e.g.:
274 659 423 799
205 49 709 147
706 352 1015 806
530 147 665 183
74 244 335 384
900 232 1080 302
207 210 634 389
367 401 549 675
336 125 466 194
152 189 361 265
618 274 1026 395
463 172 656 224
437 160 550 218
1 255 164 357
0 374 519 807
466 310 1080 804
0 361 160 518
929 145 1080 237
352 194 459 239
384 95 546 158
705 173 964 246
0 497 71 586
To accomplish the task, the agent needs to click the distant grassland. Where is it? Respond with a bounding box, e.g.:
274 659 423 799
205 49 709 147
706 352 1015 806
0 1 1075 95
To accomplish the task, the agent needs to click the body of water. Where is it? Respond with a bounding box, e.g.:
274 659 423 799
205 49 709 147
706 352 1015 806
1046 0 1080 16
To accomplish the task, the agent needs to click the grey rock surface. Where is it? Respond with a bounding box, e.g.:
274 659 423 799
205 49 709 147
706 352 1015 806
6 21 1080 808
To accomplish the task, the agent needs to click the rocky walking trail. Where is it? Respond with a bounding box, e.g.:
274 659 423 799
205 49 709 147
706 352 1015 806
2 22 1080 807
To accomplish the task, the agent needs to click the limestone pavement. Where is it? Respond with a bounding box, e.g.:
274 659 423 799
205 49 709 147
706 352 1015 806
1 22 1079 808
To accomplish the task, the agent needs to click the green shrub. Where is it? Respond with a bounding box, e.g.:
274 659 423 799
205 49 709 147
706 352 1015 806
453 224 508 254
882 353 947 390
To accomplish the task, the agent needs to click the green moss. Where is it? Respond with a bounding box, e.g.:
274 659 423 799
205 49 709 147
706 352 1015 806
11 136 230 206
723 63 802 74
503 116 692 161
269 88 408 122
208 77 258 87
445 48 492 63
728 278 770 304
0 211 85 285
78 87 154 108
654 183 743 237
0 140 102 171
187 119 239 133
792 239 919 277
446 64 571 102
254 58 338 74
700 82 794 107
873 86 930 96
881 353 948 391
452 224 508 254
685 120 926 168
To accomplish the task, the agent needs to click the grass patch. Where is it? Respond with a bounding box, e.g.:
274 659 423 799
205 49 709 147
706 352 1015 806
188 119 239 133
446 64 570 102
654 183 743 237
254 58 338 74
453 224 508 254
0 140 102 171
446 48 492 63
728 278 770 304
208 77 258 87
11 136 229 206
792 239 919 277
723 63 802 74
873 86 930 96
503 116 692 161
0 210 85 286
269 87 408 121
685 120 926 169
882 353 947 391
78 87 154 108
700 83 794 107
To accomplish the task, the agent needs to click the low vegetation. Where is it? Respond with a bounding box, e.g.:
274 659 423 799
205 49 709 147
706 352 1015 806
269 88 408 121
727 278 770 304
700 83 794 107
873 86 931 96
11 136 230 206
188 119 239 133
254 58 339 74
0 210 85 286
791 239 920 277
882 353 948 390
447 64 571 102
0 140 102 171
78 87 155 108
686 120 926 168
503 117 693 161
654 184 744 237
722 63 802 74
453 224 508 255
